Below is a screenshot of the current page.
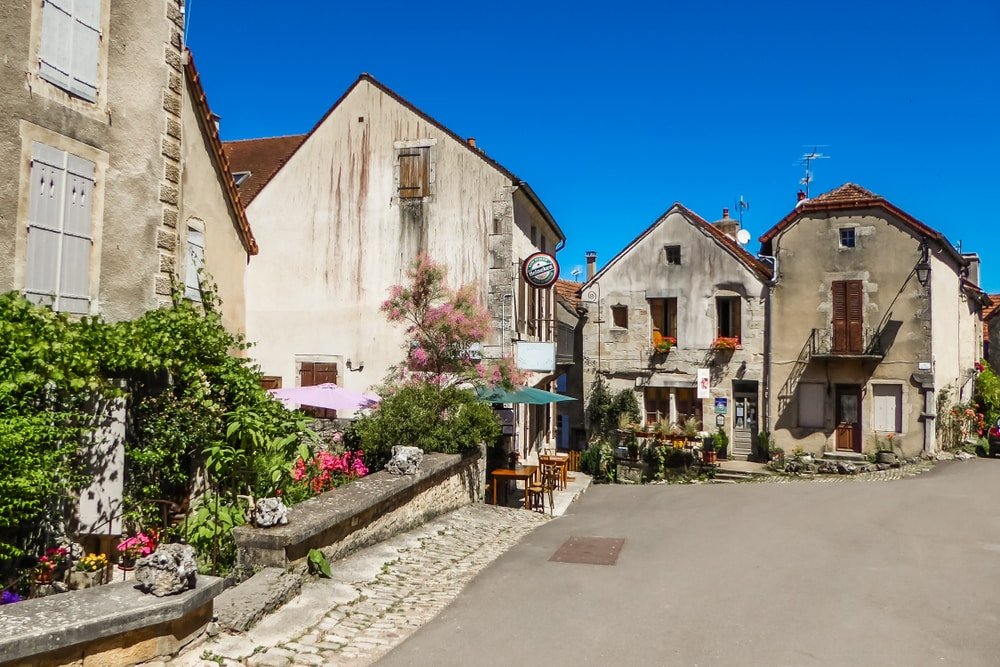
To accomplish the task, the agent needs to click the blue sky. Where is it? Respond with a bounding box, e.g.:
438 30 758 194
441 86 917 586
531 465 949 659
188 0 1000 290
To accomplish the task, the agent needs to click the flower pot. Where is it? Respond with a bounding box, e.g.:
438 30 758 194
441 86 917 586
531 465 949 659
703 450 717 464
69 570 104 590
33 570 53 585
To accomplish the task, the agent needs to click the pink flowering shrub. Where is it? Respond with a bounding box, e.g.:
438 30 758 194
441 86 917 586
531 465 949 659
117 530 158 561
291 450 368 495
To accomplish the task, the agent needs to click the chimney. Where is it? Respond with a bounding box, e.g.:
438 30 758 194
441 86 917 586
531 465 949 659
467 137 476 148
585 251 597 280
797 190 807 202
714 208 740 239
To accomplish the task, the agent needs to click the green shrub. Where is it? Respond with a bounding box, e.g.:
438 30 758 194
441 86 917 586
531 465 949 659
353 383 499 471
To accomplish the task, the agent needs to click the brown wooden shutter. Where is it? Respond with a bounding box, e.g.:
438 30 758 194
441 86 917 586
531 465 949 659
650 300 664 334
667 298 678 340
260 376 282 390
517 268 525 335
847 281 864 352
733 298 742 342
832 281 863 353
399 148 428 198
298 362 338 418
299 362 315 387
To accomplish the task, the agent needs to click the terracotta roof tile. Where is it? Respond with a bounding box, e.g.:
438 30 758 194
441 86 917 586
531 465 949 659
222 134 308 205
983 295 1000 342
554 279 582 308
811 182 882 204
185 52 258 255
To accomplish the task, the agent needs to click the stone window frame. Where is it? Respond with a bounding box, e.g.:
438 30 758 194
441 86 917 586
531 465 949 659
870 382 905 435
393 138 437 202
27 0 112 123
664 244 682 265
611 304 629 329
12 120 108 316
839 227 856 248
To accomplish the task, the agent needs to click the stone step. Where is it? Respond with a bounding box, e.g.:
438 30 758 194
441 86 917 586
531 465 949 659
818 451 867 462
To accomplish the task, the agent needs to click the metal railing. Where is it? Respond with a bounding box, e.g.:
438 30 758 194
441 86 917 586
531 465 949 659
809 327 885 358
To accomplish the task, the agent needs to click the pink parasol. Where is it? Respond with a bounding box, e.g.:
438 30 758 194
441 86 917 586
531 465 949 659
268 383 380 411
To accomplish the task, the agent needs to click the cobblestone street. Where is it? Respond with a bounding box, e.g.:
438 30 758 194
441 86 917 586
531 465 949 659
169 505 547 667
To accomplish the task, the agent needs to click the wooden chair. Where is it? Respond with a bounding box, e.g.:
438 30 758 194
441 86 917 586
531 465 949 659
528 464 560 515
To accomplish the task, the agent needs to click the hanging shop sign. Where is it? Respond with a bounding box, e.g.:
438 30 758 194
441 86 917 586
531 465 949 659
714 397 728 414
522 252 560 289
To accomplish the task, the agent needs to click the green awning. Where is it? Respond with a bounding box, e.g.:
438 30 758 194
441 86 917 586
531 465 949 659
476 386 576 405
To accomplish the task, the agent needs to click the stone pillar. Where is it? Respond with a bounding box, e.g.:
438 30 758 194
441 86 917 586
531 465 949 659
156 1 185 308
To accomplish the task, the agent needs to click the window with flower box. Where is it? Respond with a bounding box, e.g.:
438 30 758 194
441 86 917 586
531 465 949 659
649 298 677 344
715 296 741 344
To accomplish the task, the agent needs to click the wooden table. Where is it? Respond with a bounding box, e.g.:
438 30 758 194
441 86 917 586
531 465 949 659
539 453 570 489
491 466 538 510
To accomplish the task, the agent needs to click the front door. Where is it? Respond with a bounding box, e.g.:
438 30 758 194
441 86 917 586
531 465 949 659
732 393 758 459
835 385 862 452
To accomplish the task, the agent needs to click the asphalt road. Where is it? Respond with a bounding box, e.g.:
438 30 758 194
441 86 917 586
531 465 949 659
379 460 1000 667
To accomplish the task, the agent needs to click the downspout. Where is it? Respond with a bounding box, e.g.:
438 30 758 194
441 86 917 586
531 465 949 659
758 253 779 440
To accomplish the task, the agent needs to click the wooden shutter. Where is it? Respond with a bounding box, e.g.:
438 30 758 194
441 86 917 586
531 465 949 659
185 227 205 301
260 376 282 390
58 154 94 313
70 0 101 101
650 299 664 334
832 281 864 353
299 362 315 387
666 298 677 339
733 298 742 342
299 362 338 418
25 143 66 306
39 0 73 91
398 148 428 198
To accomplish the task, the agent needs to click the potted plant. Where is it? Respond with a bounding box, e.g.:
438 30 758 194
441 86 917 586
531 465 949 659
875 433 899 464
116 530 158 569
69 553 108 590
714 427 729 460
682 417 701 443
33 547 68 584
625 431 641 462
711 336 740 351
651 331 676 354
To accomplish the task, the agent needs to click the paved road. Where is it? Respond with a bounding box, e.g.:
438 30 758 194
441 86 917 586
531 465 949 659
380 459 1000 667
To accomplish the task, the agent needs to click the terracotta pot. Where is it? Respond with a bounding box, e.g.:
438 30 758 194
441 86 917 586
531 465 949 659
703 450 717 464
33 570 53 585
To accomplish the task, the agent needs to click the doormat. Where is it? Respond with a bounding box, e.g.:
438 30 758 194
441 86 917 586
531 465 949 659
549 536 624 566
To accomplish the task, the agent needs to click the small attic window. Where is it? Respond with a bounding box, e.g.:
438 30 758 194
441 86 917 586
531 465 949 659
840 228 856 248
611 304 629 329
665 245 681 265
232 171 251 187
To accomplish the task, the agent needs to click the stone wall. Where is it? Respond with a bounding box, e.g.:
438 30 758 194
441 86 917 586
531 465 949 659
234 449 485 571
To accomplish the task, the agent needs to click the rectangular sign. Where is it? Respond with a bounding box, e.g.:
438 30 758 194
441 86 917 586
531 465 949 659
516 342 556 372
496 408 515 435
697 368 711 399
714 397 728 414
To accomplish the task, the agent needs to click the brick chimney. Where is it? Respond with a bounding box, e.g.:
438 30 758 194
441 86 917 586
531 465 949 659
714 208 740 239
467 137 476 147
585 251 597 280
797 190 807 202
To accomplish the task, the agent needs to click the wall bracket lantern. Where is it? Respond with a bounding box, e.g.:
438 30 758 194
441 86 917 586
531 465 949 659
915 240 931 287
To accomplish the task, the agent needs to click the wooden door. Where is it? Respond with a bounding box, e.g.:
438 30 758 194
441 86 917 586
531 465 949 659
832 281 864 353
835 385 862 452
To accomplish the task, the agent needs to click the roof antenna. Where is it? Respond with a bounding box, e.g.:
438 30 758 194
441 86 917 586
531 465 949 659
570 266 583 280
797 146 829 198
735 195 750 226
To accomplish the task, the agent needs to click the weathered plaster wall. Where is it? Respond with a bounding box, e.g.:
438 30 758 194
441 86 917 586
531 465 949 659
768 209 931 456
580 209 767 447
931 251 979 404
179 77 248 335
0 1 182 320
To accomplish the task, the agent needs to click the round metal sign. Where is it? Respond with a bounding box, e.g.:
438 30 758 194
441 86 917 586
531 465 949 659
522 252 560 289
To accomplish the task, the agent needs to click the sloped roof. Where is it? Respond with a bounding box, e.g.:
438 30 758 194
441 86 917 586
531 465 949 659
222 73 563 241
984 296 1000 341
222 134 307 205
554 279 582 308
760 182 965 266
184 52 258 255
581 203 772 290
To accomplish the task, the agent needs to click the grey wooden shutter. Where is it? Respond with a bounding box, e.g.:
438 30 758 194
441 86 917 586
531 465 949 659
25 143 68 307
39 0 74 91
58 154 94 313
185 227 205 300
70 0 101 101
25 143 94 313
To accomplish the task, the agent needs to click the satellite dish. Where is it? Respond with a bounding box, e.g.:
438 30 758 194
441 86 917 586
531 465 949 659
736 229 751 246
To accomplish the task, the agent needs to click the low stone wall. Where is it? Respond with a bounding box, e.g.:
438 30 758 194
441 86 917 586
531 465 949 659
0 576 223 667
234 449 485 571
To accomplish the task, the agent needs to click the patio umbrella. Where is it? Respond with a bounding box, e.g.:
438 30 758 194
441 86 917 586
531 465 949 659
475 385 576 404
268 383 380 411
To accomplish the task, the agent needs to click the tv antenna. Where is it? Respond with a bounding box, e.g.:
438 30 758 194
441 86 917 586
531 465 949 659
735 195 750 226
797 146 829 197
570 265 583 280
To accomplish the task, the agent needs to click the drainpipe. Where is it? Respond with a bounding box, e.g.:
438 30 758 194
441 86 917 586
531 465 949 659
758 254 779 438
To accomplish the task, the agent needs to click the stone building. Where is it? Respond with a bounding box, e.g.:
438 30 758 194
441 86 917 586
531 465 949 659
224 74 564 450
761 184 988 458
0 1 255 329
554 279 587 450
579 204 772 459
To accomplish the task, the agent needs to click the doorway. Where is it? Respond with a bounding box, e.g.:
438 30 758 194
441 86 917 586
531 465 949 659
732 381 758 459
835 385 862 452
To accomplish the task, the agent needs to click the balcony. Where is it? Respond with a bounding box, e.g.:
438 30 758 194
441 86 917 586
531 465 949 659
809 327 885 360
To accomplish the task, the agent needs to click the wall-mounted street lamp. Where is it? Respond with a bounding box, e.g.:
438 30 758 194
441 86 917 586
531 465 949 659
915 240 931 287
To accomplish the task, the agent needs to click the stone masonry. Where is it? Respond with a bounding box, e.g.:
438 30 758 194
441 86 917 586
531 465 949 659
157 0 185 307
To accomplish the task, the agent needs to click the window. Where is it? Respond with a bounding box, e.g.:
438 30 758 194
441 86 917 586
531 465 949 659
24 142 95 314
832 280 864 353
873 384 902 433
232 171 250 187
39 0 101 102
839 228 856 248
540 235 547 253
664 245 681 265
398 146 429 198
649 298 678 341
797 383 825 428
185 224 205 301
644 387 670 426
611 304 628 328
716 297 742 340
299 362 338 419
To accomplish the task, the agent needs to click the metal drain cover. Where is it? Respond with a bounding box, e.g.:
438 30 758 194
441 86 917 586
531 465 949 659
549 536 624 565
